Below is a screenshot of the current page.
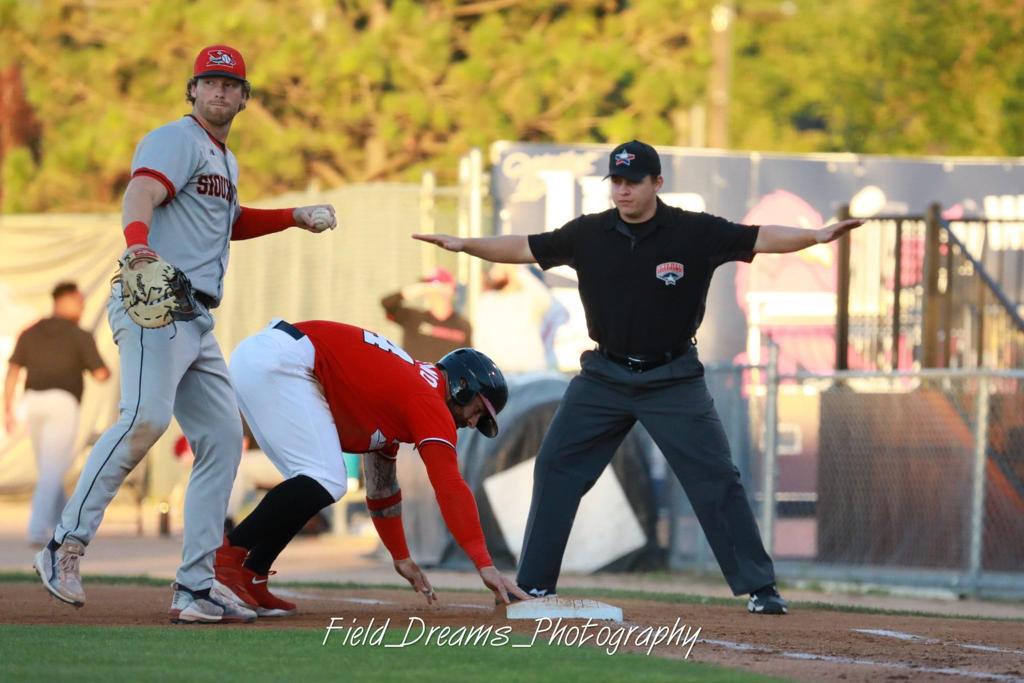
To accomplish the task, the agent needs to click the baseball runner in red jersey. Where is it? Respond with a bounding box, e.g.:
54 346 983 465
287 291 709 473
213 319 529 615
34 45 338 624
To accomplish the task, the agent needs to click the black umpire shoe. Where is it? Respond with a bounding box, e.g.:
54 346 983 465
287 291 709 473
747 584 788 615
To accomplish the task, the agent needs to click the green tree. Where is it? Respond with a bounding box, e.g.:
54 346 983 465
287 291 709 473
731 0 1024 155
2 0 1023 212
0 0 721 211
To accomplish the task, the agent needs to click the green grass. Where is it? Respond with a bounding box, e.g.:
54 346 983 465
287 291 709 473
0 570 172 588
0 625 783 683
3 570 1019 622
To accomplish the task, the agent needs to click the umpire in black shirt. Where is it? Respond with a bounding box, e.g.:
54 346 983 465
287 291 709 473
415 141 863 615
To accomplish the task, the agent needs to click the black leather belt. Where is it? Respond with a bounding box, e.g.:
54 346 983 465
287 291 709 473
273 320 305 340
194 291 218 309
597 343 691 373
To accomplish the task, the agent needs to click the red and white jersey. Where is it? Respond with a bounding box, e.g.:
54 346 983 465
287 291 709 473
294 320 456 455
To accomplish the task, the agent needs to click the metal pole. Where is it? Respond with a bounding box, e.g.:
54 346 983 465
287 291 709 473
892 219 903 370
976 270 985 369
976 234 987 369
456 155 470 286
419 171 437 275
922 203 942 367
708 2 734 148
761 340 779 554
466 148 484 328
689 103 707 148
836 204 852 371
942 237 954 368
967 374 990 590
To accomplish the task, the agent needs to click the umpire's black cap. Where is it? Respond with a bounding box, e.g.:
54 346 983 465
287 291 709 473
437 348 508 438
605 140 661 182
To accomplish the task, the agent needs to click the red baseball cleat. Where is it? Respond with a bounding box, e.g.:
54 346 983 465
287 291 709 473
241 569 296 617
212 541 259 610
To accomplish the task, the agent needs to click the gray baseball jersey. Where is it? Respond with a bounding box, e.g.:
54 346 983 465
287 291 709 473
131 114 240 303
54 114 243 592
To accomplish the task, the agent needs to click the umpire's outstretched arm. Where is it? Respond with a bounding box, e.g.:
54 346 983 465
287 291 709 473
753 219 864 253
413 233 535 264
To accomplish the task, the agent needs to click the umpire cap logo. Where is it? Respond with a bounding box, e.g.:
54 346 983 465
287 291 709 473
614 150 636 166
656 262 685 285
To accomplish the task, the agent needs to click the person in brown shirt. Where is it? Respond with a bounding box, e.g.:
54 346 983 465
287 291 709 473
5 282 109 544
380 267 473 362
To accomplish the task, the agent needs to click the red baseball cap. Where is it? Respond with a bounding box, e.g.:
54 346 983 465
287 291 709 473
193 45 247 81
421 267 455 285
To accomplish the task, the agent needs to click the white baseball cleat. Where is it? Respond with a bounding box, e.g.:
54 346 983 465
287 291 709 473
169 582 257 624
34 541 86 607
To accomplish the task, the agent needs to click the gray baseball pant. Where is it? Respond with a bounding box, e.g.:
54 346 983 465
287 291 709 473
516 348 775 596
55 292 242 590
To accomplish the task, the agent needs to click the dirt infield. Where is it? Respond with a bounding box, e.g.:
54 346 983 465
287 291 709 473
4 582 1022 682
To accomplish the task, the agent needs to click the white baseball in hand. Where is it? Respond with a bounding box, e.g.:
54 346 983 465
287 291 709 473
309 207 335 232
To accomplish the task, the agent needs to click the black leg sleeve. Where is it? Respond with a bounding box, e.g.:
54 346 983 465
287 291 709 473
227 474 335 574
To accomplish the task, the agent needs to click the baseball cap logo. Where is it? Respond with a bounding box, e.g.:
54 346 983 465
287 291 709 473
206 49 236 67
614 150 636 166
605 140 661 181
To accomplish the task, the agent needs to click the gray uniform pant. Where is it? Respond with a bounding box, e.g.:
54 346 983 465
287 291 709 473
55 292 242 590
516 348 775 596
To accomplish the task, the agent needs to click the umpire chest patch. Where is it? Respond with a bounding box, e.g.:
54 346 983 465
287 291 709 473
655 262 685 285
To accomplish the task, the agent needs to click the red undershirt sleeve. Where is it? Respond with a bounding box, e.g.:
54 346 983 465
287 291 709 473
417 441 493 569
231 206 296 241
366 491 411 561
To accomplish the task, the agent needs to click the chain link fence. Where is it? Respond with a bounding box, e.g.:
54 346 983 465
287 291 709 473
669 359 1024 596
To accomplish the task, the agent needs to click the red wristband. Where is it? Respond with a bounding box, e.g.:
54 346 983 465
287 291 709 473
124 221 149 247
366 490 402 512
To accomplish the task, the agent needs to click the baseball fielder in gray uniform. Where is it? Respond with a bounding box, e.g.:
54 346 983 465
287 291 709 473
34 44 337 624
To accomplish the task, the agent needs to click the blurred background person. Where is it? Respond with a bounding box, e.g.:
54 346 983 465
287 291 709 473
474 264 567 374
380 267 472 362
4 282 109 545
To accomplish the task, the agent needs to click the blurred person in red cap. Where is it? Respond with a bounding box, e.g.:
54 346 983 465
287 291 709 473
380 267 472 362
34 44 338 625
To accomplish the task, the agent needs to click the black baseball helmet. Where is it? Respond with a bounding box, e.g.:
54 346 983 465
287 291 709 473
437 348 508 438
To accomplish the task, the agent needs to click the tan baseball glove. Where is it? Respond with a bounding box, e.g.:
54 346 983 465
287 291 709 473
116 247 200 329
